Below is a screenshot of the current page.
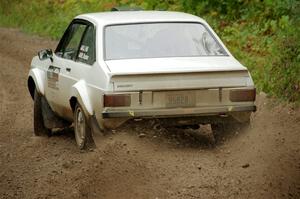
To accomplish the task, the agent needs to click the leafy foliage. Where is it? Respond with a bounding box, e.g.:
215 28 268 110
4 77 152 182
0 0 299 102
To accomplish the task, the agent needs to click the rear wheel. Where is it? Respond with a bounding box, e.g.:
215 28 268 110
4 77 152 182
74 103 94 150
33 89 51 136
211 120 250 143
211 123 226 143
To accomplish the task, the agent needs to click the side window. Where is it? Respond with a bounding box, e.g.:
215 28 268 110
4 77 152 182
77 26 96 65
56 23 87 60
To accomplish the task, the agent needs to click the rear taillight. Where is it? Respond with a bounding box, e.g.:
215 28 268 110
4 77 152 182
104 94 131 107
230 88 256 102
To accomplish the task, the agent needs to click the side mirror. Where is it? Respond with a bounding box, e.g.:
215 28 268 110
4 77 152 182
38 49 53 61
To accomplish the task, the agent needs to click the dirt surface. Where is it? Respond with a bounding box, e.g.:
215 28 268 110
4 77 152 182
0 28 299 199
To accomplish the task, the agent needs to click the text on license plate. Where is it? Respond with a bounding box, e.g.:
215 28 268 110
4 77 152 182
166 92 196 107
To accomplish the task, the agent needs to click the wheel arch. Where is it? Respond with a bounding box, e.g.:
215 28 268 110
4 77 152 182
69 80 93 116
27 76 36 100
69 96 78 112
27 68 46 99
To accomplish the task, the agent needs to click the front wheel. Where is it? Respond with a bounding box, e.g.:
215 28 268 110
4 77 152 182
74 103 94 150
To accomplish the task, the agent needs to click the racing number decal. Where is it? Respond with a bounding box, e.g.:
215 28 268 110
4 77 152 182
47 65 60 90
78 45 89 61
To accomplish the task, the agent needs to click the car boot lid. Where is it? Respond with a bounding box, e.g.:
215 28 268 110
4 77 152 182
105 56 248 76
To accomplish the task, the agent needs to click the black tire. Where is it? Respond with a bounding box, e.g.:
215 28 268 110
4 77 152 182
74 103 95 150
34 89 51 136
211 123 226 143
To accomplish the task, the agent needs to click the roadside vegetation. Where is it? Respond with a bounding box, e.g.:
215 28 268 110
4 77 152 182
0 0 299 102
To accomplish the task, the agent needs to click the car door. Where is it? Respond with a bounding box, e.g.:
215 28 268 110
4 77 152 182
44 21 86 115
52 20 96 119
46 20 95 117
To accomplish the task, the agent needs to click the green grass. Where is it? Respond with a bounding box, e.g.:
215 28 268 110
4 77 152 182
0 0 299 102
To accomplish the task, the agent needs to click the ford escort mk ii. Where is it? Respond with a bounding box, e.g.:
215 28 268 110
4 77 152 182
27 11 256 149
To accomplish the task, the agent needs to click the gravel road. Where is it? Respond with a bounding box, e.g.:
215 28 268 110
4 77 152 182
0 28 299 199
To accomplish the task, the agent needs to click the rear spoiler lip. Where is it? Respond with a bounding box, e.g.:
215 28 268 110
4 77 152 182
108 68 248 77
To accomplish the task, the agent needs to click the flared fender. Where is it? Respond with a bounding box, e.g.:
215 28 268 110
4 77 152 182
28 68 46 96
70 80 93 116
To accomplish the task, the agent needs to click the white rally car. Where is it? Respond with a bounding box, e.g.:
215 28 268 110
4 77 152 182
27 10 256 149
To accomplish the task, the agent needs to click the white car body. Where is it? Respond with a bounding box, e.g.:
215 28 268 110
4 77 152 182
28 11 256 134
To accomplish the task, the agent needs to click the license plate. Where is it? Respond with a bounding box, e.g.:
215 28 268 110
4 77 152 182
166 92 196 107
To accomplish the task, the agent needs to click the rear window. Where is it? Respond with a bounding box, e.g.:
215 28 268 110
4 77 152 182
104 22 227 60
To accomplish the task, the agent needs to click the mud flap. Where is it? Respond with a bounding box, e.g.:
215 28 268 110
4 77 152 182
89 115 104 135
230 111 252 123
41 97 69 129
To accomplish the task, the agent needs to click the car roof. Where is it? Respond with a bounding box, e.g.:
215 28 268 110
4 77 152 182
76 11 205 26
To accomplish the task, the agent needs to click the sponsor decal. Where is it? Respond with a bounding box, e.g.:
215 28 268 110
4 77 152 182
47 66 60 90
117 84 133 88
78 45 90 61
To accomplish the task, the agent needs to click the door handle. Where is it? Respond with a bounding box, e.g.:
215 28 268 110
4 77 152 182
66 68 71 72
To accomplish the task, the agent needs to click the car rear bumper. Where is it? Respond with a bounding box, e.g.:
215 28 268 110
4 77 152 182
102 105 256 119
